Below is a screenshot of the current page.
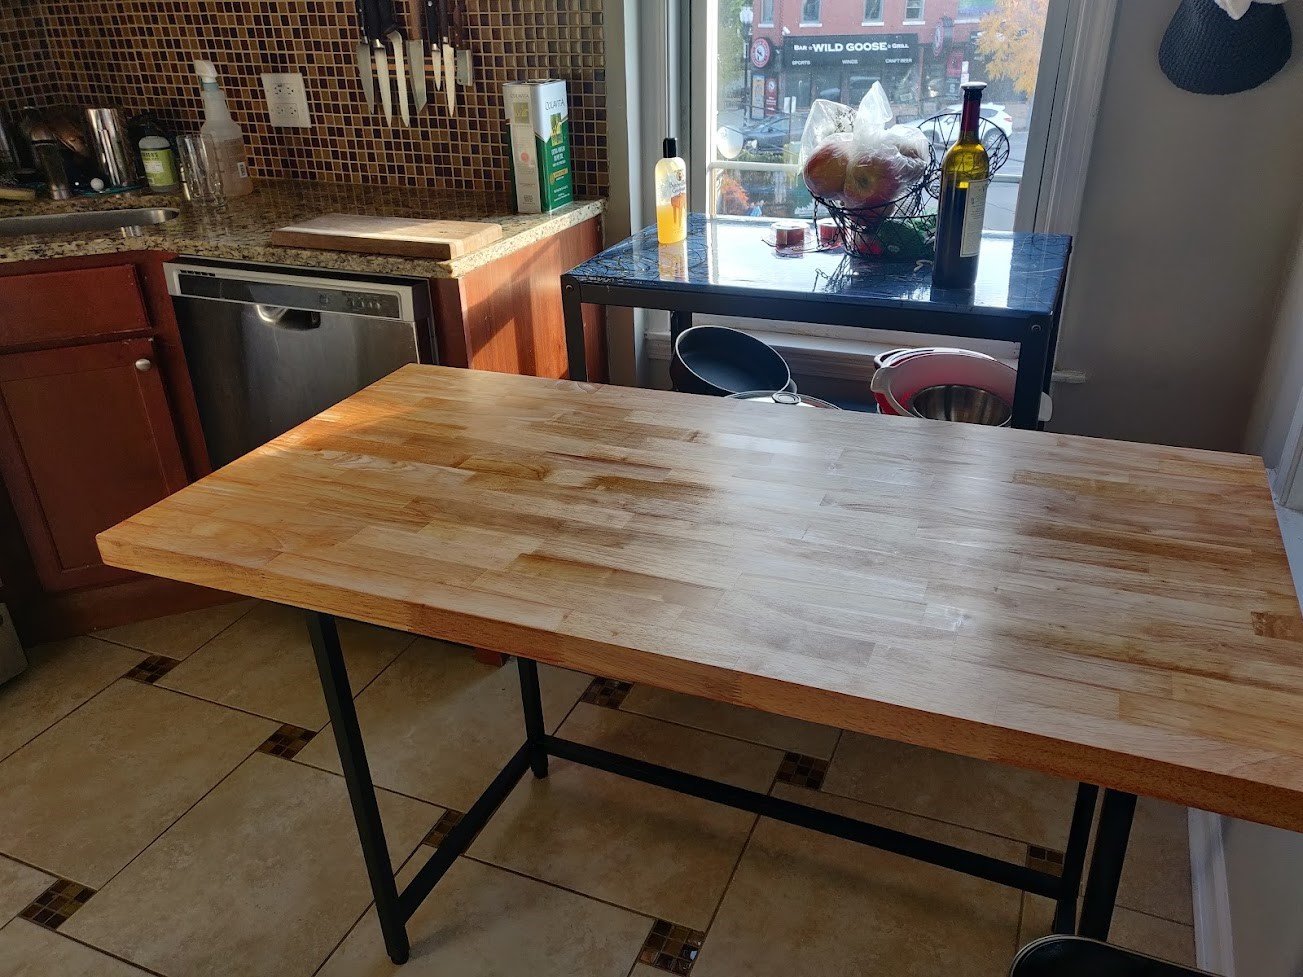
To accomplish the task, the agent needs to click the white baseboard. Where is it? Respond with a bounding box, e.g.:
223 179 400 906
1189 809 1236 977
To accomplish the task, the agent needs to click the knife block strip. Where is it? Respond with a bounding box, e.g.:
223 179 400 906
270 213 503 260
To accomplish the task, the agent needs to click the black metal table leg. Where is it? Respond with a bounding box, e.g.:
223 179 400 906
1012 318 1050 430
1078 788 1137 941
561 277 588 382
1052 783 1099 934
517 657 549 779
669 310 692 347
307 612 410 965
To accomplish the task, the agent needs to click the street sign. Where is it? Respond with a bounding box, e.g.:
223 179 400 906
784 33 916 70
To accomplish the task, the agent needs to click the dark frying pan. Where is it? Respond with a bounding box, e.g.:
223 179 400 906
671 325 794 397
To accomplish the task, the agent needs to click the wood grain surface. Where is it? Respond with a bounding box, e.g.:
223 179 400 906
269 214 503 260
97 366 1303 830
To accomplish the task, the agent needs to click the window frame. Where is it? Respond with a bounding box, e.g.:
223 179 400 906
903 0 925 24
862 0 884 25
799 0 822 27
672 0 1117 382
758 0 774 27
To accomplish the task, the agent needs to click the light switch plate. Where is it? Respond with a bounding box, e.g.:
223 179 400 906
261 72 312 128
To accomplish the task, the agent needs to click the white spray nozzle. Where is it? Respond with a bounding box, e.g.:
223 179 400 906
194 59 218 86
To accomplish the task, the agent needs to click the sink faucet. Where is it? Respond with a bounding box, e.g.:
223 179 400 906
31 141 71 200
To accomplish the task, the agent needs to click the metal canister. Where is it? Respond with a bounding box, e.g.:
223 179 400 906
85 107 142 189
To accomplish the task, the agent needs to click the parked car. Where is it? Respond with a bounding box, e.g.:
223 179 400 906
916 103 1014 154
740 114 799 153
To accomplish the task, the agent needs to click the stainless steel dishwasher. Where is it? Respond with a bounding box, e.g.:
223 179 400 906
164 260 436 468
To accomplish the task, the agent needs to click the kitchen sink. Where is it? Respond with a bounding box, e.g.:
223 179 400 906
0 207 180 237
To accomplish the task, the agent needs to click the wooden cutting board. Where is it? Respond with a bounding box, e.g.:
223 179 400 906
269 214 503 260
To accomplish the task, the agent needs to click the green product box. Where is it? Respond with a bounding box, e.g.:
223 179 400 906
504 78 573 214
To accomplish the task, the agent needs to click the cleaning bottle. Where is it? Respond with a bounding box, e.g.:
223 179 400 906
655 137 687 245
194 59 252 197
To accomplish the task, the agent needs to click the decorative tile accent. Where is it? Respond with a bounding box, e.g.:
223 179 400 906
775 752 828 790
0 0 607 197
422 809 465 850
122 655 180 685
638 919 706 975
19 878 95 930
257 724 317 761
1027 845 1065 877
581 677 633 709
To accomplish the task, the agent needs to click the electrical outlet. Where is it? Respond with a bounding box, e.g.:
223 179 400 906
261 72 311 128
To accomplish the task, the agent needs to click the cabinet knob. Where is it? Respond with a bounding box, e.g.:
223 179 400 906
134 358 152 372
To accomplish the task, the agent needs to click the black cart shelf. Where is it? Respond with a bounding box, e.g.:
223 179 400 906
561 214 1072 430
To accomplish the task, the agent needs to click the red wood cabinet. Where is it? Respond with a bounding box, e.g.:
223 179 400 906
0 252 223 642
0 338 190 591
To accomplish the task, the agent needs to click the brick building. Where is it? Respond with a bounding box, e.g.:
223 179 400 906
744 0 997 118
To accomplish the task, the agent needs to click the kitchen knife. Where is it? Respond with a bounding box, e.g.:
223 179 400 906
424 0 442 94
437 0 455 112
355 0 377 112
389 30 410 125
408 40 427 112
356 42 375 113
375 41 392 123
408 0 427 111
451 0 471 88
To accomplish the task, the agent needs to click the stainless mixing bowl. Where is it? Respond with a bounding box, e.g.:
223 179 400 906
908 384 1012 426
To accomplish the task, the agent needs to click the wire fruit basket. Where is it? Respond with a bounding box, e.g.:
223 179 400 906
809 114 1011 262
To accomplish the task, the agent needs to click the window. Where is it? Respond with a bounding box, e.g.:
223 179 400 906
957 0 997 23
758 0 774 26
701 0 1057 231
863 0 884 23
904 0 925 21
801 0 821 25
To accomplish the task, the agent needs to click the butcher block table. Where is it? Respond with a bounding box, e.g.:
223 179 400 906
97 365 1303 966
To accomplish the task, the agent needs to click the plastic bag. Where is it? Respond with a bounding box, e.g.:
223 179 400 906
800 82 928 211
797 99 856 171
853 81 894 134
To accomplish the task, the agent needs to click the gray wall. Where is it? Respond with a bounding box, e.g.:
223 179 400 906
1221 816 1303 977
1248 222 1303 470
1049 1 1303 450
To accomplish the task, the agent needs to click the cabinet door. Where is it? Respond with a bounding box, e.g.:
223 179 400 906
0 338 190 592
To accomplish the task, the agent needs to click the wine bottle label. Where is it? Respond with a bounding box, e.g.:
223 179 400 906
960 179 989 257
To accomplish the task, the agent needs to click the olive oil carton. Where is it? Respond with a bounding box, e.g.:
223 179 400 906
504 79 573 214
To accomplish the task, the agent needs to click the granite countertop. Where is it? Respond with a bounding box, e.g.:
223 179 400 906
0 180 605 278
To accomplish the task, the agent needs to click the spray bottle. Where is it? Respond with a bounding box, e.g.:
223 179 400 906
194 59 252 197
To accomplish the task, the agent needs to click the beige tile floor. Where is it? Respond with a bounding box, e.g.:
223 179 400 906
0 599 1203 977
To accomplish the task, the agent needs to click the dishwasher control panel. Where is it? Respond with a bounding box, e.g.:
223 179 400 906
164 262 420 324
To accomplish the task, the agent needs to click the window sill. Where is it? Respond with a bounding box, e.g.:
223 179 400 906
902 19 926 26
799 22 823 28
861 20 886 26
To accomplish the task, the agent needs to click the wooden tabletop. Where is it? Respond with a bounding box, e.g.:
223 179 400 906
98 366 1303 831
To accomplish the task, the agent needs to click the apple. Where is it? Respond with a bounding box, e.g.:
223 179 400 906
802 134 852 201
841 151 904 211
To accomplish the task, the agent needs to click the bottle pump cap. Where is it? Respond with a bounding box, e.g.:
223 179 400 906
663 137 678 159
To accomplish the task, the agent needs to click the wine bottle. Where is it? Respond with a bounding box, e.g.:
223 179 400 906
932 82 990 289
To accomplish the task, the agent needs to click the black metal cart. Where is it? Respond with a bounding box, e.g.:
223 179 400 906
561 214 1072 430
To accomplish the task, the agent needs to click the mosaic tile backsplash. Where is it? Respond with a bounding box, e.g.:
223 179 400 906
0 0 607 196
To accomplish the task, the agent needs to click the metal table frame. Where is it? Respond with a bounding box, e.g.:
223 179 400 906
560 269 1066 431
308 611 1137 966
